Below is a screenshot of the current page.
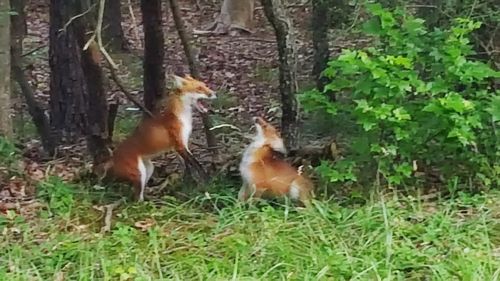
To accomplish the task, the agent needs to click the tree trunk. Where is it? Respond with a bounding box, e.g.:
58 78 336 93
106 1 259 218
103 0 128 51
11 54 55 155
80 44 111 163
78 0 112 163
49 0 89 144
168 0 218 163
197 0 254 35
311 0 334 100
140 0 165 112
0 0 13 138
10 0 25 54
10 0 55 155
49 0 111 160
261 0 300 150
9 0 26 138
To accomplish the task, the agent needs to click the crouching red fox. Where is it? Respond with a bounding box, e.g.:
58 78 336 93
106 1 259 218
238 117 314 206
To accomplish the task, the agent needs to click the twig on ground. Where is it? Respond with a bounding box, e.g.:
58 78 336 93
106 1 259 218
21 44 47 57
100 198 125 233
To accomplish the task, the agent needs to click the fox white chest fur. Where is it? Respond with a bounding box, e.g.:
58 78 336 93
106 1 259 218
179 95 194 150
239 136 265 184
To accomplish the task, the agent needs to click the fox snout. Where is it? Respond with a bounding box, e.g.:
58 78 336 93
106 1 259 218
253 116 267 126
207 89 217 99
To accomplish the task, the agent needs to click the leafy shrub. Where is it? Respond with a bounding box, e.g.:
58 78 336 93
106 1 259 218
302 4 500 188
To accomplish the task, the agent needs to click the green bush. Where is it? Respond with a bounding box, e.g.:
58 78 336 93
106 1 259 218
301 4 500 188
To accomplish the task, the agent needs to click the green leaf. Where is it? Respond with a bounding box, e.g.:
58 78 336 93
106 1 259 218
354 99 372 112
403 18 426 35
362 18 382 35
439 93 474 113
487 95 500 122
393 107 411 121
395 162 413 177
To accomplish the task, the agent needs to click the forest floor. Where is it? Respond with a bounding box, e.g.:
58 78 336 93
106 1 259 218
4 0 357 203
2 0 500 280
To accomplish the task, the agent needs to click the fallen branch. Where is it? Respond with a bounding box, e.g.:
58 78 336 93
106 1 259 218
100 198 124 233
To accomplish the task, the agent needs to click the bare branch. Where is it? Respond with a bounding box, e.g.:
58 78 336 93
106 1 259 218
88 0 153 117
59 3 96 33
127 0 142 49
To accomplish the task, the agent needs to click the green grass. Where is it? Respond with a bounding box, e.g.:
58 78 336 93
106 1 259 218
1 176 500 280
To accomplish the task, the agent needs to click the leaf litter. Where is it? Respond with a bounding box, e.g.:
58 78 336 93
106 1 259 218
3 0 329 206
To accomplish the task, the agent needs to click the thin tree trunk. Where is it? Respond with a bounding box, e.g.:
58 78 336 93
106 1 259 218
311 0 333 100
78 0 112 163
10 0 25 54
80 42 112 163
140 0 165 112
168 0 218 165
0 0 13 138
103 0 128 51
11 54 55 155
261 0 300 149
9 0 26 137
10 0 54 155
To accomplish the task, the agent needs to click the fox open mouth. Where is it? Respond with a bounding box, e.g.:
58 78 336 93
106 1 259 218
195 100 209 113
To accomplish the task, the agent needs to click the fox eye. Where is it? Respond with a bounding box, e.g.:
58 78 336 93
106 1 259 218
197 86 203 91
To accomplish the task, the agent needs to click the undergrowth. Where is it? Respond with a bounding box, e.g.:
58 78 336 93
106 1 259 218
301 4 500 189
2 176 500 280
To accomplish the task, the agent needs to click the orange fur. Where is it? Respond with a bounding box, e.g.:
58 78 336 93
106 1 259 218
94 75 216 201
239 117 314 206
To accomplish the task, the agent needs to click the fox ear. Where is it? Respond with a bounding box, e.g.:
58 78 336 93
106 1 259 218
184 74 193 80
173 75 185 88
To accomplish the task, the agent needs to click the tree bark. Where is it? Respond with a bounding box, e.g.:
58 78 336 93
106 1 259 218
261 0 300 150
79 42 112 163
140 0 165 112
197 0 254 35
0 0 13 139
168 0 218 162
49 0 112 162
311 0 334 100
49 0 89 144
103 0 128 51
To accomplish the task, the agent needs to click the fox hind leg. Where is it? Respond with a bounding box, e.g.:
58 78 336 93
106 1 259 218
238 183 249 202
144 159 154 185
136 157 148 202
238 183 258 202
290 180 312 207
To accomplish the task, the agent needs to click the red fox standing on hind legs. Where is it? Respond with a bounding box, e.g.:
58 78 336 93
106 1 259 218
94 75 216 201
239 117 315 206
